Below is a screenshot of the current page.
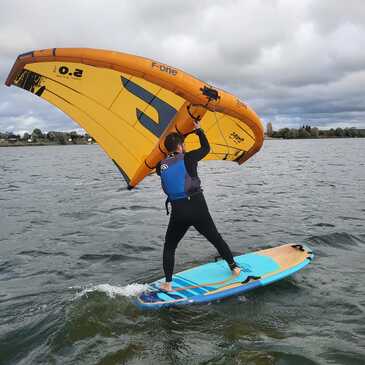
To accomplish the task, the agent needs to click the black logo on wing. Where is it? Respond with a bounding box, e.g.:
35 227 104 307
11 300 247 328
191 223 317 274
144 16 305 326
14 69 46 97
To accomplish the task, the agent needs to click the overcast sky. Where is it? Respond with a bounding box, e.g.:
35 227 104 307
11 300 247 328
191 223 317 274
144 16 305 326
1 0 364 134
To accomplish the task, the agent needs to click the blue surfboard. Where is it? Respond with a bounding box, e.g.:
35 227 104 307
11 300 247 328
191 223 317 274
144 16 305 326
135 244 313 310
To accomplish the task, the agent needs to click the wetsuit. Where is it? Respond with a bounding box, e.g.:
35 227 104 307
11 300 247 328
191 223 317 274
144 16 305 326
156 129 237 282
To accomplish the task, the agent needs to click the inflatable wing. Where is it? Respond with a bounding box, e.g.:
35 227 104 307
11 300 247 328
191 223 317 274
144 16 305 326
5 48 264 188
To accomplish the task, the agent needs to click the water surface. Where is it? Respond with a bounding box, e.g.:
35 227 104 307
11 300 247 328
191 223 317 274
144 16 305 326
0 139 364 364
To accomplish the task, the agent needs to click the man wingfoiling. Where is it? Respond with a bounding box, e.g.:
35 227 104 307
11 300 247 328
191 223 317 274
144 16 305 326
156 121 240 292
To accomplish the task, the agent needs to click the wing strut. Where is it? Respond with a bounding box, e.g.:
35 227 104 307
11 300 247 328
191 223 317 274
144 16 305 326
128 102 207 189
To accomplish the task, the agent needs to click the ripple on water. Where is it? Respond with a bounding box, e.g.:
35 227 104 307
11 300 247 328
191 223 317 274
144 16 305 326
208 350 320 365
79 253 139 262
314 222 335 227
17 250 68 257
320 349 365 365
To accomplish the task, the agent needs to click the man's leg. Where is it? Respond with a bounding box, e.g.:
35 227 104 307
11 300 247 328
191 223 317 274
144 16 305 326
193 212 239 272
162 216 190 288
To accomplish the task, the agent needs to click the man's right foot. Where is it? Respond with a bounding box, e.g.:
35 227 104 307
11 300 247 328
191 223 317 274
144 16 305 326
232 267 241 276
160 282 172 292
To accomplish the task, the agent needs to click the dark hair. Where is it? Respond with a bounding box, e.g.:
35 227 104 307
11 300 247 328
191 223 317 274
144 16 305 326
164 132 183 153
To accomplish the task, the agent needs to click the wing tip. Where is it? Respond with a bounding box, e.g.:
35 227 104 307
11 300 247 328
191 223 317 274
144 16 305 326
112 159 133 187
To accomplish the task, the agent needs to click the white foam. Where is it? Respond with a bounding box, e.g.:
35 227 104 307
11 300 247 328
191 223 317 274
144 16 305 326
73 283 151 299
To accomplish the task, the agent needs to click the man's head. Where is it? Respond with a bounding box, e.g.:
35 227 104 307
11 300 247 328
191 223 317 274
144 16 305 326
164 132 184 153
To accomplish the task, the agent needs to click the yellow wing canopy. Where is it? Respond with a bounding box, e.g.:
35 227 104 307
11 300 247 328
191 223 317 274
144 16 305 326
5 48 264 188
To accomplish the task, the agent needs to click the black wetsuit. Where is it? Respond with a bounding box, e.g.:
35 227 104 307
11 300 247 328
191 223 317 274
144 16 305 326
156 129 237 282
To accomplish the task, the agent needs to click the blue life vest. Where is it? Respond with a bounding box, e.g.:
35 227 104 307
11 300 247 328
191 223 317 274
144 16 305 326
160 153 201 201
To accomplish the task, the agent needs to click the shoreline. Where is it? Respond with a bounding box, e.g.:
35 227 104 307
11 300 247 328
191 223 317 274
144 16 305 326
0 142 95 147
1 137 364 147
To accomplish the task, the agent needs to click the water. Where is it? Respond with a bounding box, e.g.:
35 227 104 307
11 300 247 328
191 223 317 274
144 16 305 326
0 139 364 365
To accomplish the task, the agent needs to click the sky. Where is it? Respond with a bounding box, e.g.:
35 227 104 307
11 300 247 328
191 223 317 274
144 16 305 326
1 0 365 134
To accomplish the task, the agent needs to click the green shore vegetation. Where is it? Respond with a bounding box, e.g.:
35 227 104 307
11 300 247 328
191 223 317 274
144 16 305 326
266 123 365 139
1 124 365 147
0 129 95 147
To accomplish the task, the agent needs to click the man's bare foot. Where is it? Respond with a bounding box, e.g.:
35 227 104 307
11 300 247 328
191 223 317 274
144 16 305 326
232 267 241 276
160 282 172 292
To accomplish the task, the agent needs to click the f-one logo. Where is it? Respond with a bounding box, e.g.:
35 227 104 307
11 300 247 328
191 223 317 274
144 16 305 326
151 62 178 76
161 164 168 171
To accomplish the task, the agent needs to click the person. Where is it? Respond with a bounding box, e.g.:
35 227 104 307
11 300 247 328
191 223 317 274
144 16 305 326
156 120 241 291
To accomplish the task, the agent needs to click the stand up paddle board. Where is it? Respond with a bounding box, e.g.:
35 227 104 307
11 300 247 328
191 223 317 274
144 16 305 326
135 244 313 310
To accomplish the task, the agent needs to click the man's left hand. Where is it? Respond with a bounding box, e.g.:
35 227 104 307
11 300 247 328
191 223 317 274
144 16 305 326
193 120 201 130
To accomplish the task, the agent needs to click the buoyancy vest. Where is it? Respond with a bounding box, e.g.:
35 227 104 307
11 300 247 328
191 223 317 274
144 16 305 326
160 153 201 201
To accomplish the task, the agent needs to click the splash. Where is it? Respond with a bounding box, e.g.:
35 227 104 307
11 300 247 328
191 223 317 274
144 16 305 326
73 283 150 299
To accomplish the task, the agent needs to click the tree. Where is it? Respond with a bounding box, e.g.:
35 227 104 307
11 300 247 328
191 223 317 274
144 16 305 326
298 127 311 138
335 128 344 137
288 128 299 139
31 128 43 141
271 128 291 138
328 129 336 137
310 127 319 138
56 134 66 145
69 131 80 144
23 132 30 141
52 132 66 145
344 128 356 137
47 131 56 141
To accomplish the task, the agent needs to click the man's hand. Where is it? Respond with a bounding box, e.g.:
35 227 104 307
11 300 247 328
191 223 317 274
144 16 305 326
193 120 201 130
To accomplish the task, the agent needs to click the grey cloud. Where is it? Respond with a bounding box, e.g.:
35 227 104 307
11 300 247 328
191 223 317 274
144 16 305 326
1 0 364 134
309 0 365 33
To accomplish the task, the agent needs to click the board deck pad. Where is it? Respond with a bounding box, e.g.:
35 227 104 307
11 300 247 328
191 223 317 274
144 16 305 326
135 244 314 309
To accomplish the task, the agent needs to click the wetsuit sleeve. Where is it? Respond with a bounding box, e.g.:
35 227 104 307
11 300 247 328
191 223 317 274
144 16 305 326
185 129 210 162
156 161 161 176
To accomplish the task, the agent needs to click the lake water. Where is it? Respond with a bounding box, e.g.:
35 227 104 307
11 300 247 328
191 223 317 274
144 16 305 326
0 139 364 364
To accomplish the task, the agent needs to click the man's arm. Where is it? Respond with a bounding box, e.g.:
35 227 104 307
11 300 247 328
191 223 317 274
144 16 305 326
185 128 210 162
156 161 161 176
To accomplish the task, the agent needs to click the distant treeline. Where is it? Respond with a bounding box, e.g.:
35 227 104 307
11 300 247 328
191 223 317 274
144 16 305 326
269 125 365 139
2 125 365 146
0 128 95 145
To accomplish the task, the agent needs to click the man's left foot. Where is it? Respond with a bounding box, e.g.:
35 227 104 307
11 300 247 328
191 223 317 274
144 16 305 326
232 267 241 276
160 282 172 292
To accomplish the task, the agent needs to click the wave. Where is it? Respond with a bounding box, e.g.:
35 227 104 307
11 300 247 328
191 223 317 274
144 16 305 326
72 283 150 299
306 232 365 249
